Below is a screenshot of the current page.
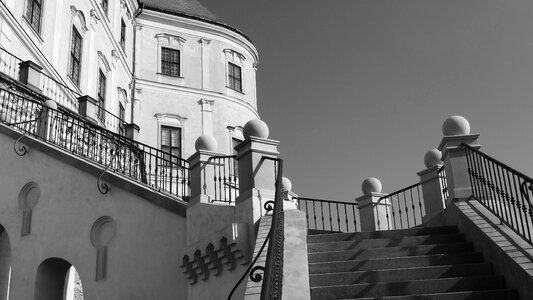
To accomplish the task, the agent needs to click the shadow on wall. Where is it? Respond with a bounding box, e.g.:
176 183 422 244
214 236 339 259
0 225 10 299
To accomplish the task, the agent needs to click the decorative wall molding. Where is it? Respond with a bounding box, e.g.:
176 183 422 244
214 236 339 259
154 33 186 46
90 216 117 281
18 182 40 236
70 5 88 35
97 51 111 74
180 237 245 284
223 49 246 63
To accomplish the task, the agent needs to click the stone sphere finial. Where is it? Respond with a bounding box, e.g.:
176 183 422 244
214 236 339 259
281 177 292 192
243 119 269 139
362 177 382 194
194 135 218 152
44 99 57 110
424 149 442 168
442 115 470 136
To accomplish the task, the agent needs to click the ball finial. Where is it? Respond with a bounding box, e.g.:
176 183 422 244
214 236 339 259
281 177 292 192
194 135 218 152
243 119 269 139
44 99 57 110
424 149 442 168
362 177 382 194
442 115 470 136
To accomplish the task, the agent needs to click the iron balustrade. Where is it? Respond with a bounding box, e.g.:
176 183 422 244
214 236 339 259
0 88 190 199
207 155 239 204
377 182 425 230
228 157 283 300
295 197 359 233
0 47 126 134
464 143 533 245
437 165 449 203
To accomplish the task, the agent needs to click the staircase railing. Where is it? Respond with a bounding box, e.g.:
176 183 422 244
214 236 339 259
228 157 283 300
207 155 239 204
463 143 533 245
295 197 359 232
377 182 425 230
437 165 449 203
0 88 190 199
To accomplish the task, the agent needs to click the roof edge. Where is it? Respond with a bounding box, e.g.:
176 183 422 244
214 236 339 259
142 5 254 45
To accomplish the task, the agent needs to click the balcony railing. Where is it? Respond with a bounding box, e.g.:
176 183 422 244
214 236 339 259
208 155 239 204
377 182 425 230
0 47 127 134
0 88 190 199
295 197 359 233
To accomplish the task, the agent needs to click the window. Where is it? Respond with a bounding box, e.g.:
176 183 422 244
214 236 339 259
97 70 106 123
101 0 108 16
228 62 242 92
120 19 126 51
161 48 180 77
25 0 42 33
161 126 181 164
119 103 125 135
68 27 82 86
232 138 241 174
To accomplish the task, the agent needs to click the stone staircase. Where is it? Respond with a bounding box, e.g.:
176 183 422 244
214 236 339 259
307 226 519 299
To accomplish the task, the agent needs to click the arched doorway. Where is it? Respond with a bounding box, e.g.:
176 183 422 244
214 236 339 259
0 225 11 299
34 258 84 300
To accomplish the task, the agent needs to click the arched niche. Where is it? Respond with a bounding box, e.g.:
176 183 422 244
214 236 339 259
34 258 84 300
0 225 11 299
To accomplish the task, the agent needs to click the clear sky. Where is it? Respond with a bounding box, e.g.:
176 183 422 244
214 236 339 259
201 0 533 202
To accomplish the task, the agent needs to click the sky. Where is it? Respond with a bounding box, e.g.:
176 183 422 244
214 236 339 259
201 0 533 202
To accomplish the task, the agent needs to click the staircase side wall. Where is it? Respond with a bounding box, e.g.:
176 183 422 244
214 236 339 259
427 200 533 299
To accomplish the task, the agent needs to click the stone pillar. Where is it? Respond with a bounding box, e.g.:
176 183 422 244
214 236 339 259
18 60 42 92
198 99 214 136
187 135 222 205
235 120 279 248
355 177 390 231
77 95 99 124
418 149 446 222
124 123 140 140
438 116 480 203
36 99 57 140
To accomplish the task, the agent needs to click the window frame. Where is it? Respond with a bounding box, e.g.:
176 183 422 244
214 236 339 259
160 125 182 165
101 0 108 16
227 62 242 92
160 47 181 78
120 19 126 51
97 70 107 124
25 0 43 34
68 26 83 87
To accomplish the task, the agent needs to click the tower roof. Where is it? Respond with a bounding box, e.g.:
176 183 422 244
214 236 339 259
139 0 218 21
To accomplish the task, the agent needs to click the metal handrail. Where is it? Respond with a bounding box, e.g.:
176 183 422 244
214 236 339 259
205 155 239 204
377 182 425 230
463 143 533 245
0 88 190 199
294 197 359 232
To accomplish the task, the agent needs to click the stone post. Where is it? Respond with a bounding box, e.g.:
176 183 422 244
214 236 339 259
187 135 222 205
418 149 446 222
234 120 280 250
355 177 390 231
438 116 480 203
18 60 42 92
124 123 140 140
77 95 99 124
36 99 57 140
281 177 298 210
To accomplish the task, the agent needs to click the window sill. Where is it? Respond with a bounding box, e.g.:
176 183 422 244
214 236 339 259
22 15 44 44
226 86 245 95
156 73 183 79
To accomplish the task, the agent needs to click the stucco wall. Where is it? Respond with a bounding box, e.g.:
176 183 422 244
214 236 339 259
0 127 187 299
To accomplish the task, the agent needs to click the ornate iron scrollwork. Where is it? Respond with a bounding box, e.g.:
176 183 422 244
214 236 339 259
264 200 275 212
249 265 265 282
97 140 121 195
13 134 28 156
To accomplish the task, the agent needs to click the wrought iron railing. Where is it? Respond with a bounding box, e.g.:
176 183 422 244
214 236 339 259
228 157 283 300
437 165 449 203
0 47 127 134
377 182 425 230
0 88 190 199
295 197 359 232
464 143 533 245
208 155 239 204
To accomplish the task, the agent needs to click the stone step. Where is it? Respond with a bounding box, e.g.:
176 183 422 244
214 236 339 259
309 263 494 287
308 242 473 262
342 289 519 300
309 252 483 274
307 233 465 253
307 226 458 244
310 275 506 299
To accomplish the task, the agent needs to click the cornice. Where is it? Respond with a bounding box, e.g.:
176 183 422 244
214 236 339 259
138 10 259 66
136 78 260 119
